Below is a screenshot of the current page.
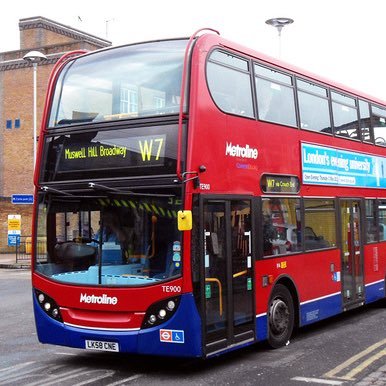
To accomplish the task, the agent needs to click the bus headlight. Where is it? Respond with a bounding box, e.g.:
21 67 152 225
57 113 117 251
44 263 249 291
142 296 181 329
34 289 63 322
166 300 176 311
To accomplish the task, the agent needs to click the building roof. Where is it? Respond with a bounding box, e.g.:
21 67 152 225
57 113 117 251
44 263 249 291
19 16 111 48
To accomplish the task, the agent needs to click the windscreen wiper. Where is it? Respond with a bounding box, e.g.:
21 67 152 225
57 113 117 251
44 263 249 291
41 185 107 199
41 186 74 196
88 182 121 192
88 182 173 197
57 115 98 125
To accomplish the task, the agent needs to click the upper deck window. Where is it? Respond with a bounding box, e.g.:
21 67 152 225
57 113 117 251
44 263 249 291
297 79 331 134
371 105 386 146
254 64 297 127
206 50 254 118
48 39 188 128
254 65 293 85
359 100 372 143
331 91 359 140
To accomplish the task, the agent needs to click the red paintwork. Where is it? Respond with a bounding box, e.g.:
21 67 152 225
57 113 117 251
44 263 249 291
184 33 385 310
60 308 145 330
33 273 183 328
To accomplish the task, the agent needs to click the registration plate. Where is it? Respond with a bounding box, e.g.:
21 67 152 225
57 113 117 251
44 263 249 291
85 339 119 352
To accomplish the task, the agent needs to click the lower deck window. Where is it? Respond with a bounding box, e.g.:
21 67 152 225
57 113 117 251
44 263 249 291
262 198 301 256
262 197 336 257
378 200 386 241
304 199 336 250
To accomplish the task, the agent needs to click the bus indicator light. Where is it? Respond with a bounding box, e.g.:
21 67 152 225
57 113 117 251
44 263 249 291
262 275 274 287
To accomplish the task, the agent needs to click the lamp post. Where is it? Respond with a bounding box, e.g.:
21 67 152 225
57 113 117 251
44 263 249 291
23 50 47 168
265 17 294 58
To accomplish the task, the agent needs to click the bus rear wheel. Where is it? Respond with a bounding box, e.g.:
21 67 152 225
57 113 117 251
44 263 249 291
267 284 294 348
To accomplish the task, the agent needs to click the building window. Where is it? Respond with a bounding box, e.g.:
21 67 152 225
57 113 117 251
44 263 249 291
6 119 12 129
14 119 20 129
153 96 165 109
120 86 138 115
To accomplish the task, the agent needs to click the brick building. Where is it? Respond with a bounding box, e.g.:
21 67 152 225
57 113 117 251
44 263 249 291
0 16 111 250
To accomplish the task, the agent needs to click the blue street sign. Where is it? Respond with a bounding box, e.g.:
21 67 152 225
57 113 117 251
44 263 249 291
11 194 34 204
8 234 20 246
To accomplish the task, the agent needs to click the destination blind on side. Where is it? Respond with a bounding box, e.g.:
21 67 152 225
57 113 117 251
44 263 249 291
41 124 179 182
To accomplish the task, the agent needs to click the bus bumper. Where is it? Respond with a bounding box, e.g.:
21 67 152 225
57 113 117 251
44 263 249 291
33 292 203 358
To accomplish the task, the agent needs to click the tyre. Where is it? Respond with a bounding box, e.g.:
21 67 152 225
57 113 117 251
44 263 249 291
267 284 295 348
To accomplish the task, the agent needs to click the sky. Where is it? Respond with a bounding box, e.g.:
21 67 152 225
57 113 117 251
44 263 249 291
1 0 386 101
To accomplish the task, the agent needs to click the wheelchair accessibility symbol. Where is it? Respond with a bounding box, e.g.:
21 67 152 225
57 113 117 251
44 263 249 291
160 329 185 344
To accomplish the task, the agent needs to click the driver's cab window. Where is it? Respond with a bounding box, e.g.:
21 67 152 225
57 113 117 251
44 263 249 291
36 194 182 286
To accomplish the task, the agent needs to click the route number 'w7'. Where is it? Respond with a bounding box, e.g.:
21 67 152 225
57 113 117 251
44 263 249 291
139 138 164 161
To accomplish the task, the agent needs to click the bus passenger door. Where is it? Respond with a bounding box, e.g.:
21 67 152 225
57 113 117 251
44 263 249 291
201 198 255 356
339 200 364 309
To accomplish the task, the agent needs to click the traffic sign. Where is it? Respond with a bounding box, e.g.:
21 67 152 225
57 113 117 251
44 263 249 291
8 234 20 246
12 194 34 204
8 214 21 246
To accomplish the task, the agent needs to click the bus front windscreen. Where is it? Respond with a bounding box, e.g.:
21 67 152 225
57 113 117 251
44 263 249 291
48 39 188 127
35 192 182 286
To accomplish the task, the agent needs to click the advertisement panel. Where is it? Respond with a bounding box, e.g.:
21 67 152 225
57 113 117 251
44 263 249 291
301 143 386 188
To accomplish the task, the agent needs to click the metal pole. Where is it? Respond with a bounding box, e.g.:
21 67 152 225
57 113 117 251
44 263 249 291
265 18 294 58
23 50 47 170
33 62 37 168
277 26 283 58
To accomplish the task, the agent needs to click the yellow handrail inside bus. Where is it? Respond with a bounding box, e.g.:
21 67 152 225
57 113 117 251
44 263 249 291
124 215 157 261
233 269 248 278
205 278 223 316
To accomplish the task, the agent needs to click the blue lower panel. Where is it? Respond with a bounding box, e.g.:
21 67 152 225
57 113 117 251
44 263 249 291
137 294 202 357
33 293 203 358
256 314 268 342
255 293 342 341
300 293 342 326
365 280 385 303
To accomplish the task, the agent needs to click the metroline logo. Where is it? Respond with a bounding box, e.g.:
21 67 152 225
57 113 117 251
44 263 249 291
225 142 258 159
80 293 118 305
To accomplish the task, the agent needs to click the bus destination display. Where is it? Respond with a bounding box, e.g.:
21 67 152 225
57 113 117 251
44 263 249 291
261 174 300 194
62 135 165 166
42 124 179 181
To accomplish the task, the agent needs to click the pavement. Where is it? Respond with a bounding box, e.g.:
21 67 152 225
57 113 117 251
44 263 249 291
0 253 31 269
356 363 386 386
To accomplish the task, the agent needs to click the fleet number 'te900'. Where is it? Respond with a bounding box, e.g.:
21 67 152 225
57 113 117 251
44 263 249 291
162 285 181 293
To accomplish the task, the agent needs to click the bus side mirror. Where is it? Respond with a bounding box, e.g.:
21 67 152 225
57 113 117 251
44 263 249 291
178 210 192 231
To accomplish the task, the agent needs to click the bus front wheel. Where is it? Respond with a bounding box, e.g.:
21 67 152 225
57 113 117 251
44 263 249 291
267 284 294 348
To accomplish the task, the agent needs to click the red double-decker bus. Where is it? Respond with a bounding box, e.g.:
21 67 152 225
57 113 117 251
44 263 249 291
32 29 385 358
